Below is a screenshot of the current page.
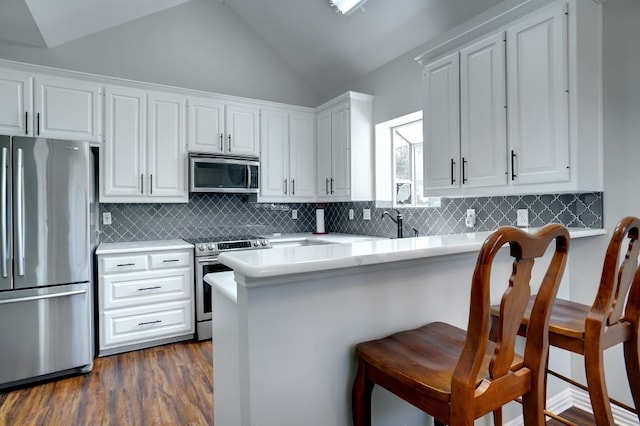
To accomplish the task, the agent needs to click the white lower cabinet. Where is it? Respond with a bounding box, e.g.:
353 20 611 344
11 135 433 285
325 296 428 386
97 241 194 356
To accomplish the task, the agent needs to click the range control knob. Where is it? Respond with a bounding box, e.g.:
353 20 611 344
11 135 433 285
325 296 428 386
207 244 214 250
261 240 268 246
253 241 259 247
198 244 205 251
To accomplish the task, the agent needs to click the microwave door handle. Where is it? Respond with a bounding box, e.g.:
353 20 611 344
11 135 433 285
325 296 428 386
246 165 251 189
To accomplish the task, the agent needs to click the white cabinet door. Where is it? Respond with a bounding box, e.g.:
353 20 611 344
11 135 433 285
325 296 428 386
34 75 101 142
101 86 146 201
423 52 460 190
507 2 568 185
226 104 259 157
330 103 350 199
316 110 332 200
289 111 315 199
460 32 507 188
147 92 187 201
187 97 224 154
260 108 289 199
0 70 32 136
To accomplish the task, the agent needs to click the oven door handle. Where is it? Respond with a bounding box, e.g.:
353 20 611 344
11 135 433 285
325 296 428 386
197 256 219 264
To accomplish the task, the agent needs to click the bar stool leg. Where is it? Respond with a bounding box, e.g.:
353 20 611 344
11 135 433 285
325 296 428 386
352 359 373 426
584 341 615 426
624 337 640 422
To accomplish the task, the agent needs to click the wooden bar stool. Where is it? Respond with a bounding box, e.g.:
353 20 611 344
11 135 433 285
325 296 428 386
490 216 640 425
352 224 570 426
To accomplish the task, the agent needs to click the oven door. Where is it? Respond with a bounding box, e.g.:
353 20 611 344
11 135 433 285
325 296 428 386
196 256 232 322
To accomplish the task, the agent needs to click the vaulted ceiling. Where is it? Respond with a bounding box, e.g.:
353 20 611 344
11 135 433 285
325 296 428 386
0 0 507 95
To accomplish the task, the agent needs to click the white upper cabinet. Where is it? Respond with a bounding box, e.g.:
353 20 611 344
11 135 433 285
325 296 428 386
419 0 602 196
423 52 460 190
102 86 146 200
34 75 102 142
316 92 373 202
288 111 315 199
226 104 259 157
259 108 315 202
101 86 187 203
507 2 569 185
147 91 187 200
187 97 224 154
0 70 32 136
460 32 507 188
187 98 259 157
259 108 289 199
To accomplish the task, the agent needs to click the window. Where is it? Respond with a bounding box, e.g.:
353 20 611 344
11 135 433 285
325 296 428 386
391 118 439 207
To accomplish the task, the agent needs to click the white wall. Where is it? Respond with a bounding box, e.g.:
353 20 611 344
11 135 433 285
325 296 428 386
0 0 318 107
567 0 640 409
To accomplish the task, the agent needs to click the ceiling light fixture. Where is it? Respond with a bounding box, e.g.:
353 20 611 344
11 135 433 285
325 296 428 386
328 0 368 17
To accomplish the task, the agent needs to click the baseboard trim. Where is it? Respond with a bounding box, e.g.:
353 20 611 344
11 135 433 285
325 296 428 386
503 388 638 426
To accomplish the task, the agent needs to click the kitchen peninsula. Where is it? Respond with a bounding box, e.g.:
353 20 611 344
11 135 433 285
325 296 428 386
206 228 605 426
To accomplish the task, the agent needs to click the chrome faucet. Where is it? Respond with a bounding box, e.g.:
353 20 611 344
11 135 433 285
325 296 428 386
382 210 403 239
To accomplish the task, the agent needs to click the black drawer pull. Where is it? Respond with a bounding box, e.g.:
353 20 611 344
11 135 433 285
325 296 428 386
116 263 136 267
162 259 180 263
138 286 162 291
138 320 162 326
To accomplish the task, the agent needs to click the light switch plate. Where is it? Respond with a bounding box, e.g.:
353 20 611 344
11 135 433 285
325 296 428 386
363 209 371 221
517 209 529 227
102 212 112 225
349 209 354 220
291 209 298 220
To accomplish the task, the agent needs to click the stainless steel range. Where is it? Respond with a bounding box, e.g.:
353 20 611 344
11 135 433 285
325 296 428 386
190 235 271 341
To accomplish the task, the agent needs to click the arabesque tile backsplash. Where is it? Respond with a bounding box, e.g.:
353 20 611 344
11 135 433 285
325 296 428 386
99 192 602 243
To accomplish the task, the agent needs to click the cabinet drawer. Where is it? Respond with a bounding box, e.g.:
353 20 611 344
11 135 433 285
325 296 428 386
101 255 148 274
101 300 193 348
101 269 192 310
149 251 191 269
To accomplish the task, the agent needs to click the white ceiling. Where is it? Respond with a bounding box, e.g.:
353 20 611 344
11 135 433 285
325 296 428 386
0 0 507 94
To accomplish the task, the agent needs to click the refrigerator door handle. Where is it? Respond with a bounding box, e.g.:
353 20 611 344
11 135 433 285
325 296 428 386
1 147 7 278
0 289 87 305
16 148 25 277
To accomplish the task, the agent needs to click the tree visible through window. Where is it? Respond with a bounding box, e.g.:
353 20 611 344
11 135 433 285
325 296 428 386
392 119 439 207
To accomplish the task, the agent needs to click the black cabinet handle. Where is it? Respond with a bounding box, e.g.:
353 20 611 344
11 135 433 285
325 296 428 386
511 150 517 181
138 320 162 326
292 179 295 195
141 174 144 194
450 158 456 185
283 179 287 195
228 134 232 152
219 133 223 151
162 259 179 263
330 178 334 194
150 174 153 195
138 286 162 291
25 112 28 135
462 157 468 184
36 113 40 135
117 263 136 267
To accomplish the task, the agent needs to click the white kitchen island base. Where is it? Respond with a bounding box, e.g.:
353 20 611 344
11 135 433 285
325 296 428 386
206 229 605 426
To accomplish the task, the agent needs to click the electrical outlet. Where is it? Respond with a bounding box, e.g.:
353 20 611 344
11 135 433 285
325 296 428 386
102 212 112 225
465 209 476 228
349 209 354 220
291 209 298 220
363 208 371 221
517 209 529 227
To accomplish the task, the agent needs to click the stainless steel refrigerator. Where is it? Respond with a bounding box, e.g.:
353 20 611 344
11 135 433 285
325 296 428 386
0 135 94 388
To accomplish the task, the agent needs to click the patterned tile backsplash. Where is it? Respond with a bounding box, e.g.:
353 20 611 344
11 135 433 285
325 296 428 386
99 192 602 243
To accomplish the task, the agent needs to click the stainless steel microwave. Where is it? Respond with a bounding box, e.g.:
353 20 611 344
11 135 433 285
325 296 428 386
189 154 259 193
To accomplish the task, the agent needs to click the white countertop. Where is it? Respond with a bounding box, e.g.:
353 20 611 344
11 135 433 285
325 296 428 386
219 228 607 280
261 232 388 244
96 239 193 254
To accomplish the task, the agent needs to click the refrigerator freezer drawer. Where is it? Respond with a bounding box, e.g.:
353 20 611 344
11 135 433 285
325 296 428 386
0 283 92 387
101 300 193 348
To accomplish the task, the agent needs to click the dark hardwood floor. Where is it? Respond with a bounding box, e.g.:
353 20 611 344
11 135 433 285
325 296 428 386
0 339 599 425
0 340 213 425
